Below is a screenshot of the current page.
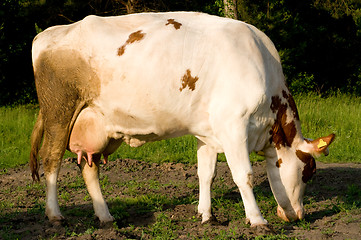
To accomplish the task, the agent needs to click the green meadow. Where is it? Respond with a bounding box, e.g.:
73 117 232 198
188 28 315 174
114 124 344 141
0 93 360 169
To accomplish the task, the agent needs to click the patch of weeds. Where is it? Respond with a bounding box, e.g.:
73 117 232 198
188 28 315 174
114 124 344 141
1 187 11 195
345 184 361 208
111 194 171 220
118 179 144 196
147 179 163 190
331 191 361 216
38 233 59 240
26 181 45 191
250 151 266 163
253 185 278 223
212 196 246 223
83 194 90 201
0 225 20 240
118 179 176 197
110 197 131 220
214 228 244 239
67 175 85 190
200 227 247 240
321 228 335 236
191 215 198 222
100 174 115 195
139 194 170 212
100 174 110 189
111 192 196 226
60 191 71 202
153 179 168 189
65 207 92 217
84 226 96 235
296 219 312 230
65 226 82 238
145 213 178 239
64 224 96 238
213 178 236 197
254 234 296 240
27 200 45 215
0 201 15 211
0 168 8 175
186 182 198 190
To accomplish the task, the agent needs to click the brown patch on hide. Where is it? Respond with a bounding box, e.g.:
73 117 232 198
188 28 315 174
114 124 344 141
247 173 254 188
296 150 316 183
117 30 146 56
34 49 100 175
282 90 300 120
276 158 283 168
165 19 182 30
269 95 297 149
179 69 199 91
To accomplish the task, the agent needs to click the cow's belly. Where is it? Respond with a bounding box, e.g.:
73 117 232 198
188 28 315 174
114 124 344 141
69 103 191 153
102 107 191 147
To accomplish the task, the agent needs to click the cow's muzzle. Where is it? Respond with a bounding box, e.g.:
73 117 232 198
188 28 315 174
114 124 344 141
277 205 304 222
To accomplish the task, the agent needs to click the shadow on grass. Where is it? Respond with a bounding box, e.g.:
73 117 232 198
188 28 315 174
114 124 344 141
0 192 197 240
296 166 361 224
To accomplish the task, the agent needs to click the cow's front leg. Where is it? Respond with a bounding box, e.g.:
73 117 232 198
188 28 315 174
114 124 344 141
224 146 268 226
197 140 217 223
80 154 114 224
219 122 268 227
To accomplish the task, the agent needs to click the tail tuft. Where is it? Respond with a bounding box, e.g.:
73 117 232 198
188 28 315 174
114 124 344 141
30 111 44 182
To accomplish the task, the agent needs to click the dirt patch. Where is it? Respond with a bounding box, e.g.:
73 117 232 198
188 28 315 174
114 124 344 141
0 159 360 239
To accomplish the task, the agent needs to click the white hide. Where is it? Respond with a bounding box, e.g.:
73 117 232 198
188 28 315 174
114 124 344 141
32 12 333 226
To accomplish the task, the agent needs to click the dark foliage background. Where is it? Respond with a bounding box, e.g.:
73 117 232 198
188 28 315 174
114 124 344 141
1 0 360 105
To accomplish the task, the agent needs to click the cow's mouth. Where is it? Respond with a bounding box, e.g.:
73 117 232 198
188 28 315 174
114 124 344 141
277 205 304 222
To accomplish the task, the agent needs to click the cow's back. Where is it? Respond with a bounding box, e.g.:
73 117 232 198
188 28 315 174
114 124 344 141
32 12 285 151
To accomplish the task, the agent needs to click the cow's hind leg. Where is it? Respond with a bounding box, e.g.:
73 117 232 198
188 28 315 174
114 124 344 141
196 139 217 223
80 154 114 224
41 126 69 224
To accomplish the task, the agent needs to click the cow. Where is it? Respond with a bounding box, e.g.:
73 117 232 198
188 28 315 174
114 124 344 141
30 12 335 227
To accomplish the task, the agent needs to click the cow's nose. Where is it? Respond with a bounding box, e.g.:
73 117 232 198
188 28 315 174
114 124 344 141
277 205 289 221
277 205 304 222
297 208 305 220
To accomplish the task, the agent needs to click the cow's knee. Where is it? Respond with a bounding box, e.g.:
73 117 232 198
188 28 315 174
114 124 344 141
233 170 254 191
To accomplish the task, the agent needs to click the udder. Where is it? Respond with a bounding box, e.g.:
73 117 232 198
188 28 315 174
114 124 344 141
68 108 121 166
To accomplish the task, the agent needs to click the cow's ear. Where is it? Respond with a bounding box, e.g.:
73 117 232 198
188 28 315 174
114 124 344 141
306 133 335 157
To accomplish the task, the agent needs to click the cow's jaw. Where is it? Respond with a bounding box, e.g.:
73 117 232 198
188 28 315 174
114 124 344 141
277 205 304 222
265 147 307 222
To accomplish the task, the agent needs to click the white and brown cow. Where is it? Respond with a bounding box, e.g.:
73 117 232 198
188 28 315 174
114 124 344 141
30 12 335 227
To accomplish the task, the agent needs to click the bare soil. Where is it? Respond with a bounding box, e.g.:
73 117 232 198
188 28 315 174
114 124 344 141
1 158 360 239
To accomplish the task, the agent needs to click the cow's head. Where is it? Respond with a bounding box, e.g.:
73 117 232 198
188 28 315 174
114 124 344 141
265 90 335 222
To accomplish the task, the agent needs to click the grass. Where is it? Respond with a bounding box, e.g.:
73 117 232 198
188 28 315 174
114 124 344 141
1 93 361 239
295 93 361 163
0 93 360 169
0 105 38 169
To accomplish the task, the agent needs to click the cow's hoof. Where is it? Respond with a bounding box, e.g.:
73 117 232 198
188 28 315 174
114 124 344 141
49 216 65 227
201 215 220 226
246 217 268 226
100 220 114 229
97 215 115 229
251 224 275 235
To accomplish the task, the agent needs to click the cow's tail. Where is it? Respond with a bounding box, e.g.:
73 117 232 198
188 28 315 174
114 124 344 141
30 110 44 182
